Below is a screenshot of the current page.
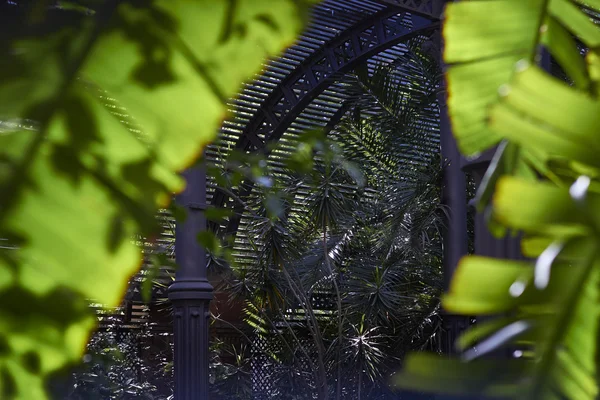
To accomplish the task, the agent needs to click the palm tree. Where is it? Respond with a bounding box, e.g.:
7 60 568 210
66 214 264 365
214 37 444 400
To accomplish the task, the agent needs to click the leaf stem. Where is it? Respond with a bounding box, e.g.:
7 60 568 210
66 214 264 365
530 0 551 64
531 242 598 396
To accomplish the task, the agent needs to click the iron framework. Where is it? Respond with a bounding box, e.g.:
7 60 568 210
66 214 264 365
117 0 488 398
376 0 444 18
211 8 440 236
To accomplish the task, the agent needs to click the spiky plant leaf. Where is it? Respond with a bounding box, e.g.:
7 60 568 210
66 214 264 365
223 43 445 397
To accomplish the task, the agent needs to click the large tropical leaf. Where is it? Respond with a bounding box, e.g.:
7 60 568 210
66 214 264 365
396 241 600 399
445 0 600 157
395 1 600 399
0 1 312 398
489 64 600 171
395 177 600 399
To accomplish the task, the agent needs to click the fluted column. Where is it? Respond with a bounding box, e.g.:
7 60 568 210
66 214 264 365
170 162 213 400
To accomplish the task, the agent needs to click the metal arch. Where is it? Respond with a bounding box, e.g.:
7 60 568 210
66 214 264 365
230 10 438 154
375 0 444 19
212 9 439 236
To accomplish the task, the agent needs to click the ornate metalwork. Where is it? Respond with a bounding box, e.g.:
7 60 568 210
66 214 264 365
233 10 437 154
212 9 439 235
375 0 444 19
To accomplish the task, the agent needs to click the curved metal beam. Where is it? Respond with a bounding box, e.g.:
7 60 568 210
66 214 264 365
375 0 444 19
213 9 439 236
233 10 437 155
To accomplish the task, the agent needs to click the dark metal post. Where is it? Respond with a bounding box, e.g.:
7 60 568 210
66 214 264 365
439 99 470 354
439 96 468 290
428 25 470 355
438 97 471 354
462 151 523 260
170 161 213 400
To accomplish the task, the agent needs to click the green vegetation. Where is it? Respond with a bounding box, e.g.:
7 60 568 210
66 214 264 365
3 0 600 399
394 1 600 399
0 1 312 398
208 41 445 399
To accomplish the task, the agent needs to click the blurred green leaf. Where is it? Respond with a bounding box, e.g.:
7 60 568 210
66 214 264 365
197 231 222 257
541 16 590 90
493 177 597 236
396 1 600 400
403 242 600 399
587 49 600 93
444 0 542 155
393 353 527 398
489 66 600 170
550 0 600 48
0 0 311 397
285 141 316 174
444 0 598 159
443 256 533 315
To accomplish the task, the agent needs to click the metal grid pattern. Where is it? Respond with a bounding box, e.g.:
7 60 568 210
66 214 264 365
251 330 317 400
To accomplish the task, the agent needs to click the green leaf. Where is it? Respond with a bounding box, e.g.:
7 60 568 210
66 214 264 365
493 177 598 236
442 256 528 315
204 206 234 224
541 16 590 90
587 49 600 90
392 353 527 398
446 55 522 155
442 256 579 315
197 231 222 257
489 66 600 170
0 1 311 398
531 242 600 399
550 0 600 48
444 0 598 157
444 1 542 63
444 0 542 156
402 241 600 399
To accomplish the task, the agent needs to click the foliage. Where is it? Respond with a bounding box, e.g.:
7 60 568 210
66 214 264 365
62 330 165 400
213 40 445 400
394 1 600 399
209 341 252 400
0 0 314 398
55 327 251 400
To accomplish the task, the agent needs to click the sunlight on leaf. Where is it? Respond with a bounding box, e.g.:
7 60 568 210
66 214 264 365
0 1 313 397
